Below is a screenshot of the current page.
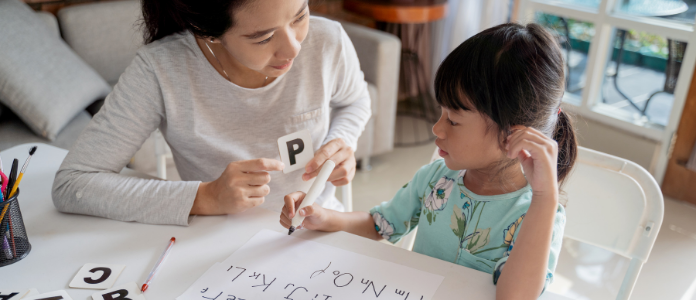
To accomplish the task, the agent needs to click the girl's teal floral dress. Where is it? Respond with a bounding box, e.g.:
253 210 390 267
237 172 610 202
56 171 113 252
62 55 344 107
370 159 565 292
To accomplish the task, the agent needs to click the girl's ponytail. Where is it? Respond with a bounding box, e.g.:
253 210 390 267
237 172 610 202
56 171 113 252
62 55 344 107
553 110 578 184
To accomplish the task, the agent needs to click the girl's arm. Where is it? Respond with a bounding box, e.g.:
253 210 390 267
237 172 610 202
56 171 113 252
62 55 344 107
495 194 557 299
279 191 382 241
496 127 561 299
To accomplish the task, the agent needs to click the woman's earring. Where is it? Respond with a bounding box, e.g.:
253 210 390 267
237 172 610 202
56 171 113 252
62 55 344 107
210 39 215 43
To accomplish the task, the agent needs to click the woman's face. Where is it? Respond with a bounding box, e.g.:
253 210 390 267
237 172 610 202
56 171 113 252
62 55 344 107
218 0 310 77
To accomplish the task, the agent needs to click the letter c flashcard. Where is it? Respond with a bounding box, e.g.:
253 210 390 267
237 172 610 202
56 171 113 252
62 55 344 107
23 290 73 300
69 263 125 289
91 282 145 300
278 130 314 174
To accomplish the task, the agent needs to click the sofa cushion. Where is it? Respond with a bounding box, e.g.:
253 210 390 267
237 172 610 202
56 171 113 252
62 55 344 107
0 110 92 151
58 0 142 86
34 11 60 38
0 0 111 141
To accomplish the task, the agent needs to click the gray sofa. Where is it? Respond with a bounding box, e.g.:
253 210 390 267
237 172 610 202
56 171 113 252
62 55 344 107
1 0 400 170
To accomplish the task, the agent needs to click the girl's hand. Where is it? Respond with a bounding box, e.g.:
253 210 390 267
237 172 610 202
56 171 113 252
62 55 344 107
280 191 332 231
505 126 558 198
303 138 356 186
191 158 284 215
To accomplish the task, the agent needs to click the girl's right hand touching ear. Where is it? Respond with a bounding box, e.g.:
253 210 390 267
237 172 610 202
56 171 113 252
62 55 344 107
280 191 331 231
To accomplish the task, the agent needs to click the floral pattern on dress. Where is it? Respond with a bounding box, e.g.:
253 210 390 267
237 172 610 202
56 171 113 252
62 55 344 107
425 176 454 211
421 175 454 225
503 214 525 248
372 212 395 240
451 192 492 262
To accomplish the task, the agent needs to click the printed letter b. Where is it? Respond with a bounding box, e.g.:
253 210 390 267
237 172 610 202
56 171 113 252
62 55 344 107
102 289 131 300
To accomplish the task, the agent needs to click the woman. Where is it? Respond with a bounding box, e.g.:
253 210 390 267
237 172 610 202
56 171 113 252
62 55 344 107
52 0 371 225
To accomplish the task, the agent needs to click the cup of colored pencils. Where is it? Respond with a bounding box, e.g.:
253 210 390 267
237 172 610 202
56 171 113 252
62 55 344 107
0 189 31 266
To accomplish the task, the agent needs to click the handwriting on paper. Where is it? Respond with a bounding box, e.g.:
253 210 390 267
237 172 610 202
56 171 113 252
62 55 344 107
177 230 444 300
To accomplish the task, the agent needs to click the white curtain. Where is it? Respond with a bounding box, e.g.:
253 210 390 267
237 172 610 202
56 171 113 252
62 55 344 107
430 0 512 79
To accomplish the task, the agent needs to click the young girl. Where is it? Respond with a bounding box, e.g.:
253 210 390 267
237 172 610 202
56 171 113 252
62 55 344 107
280 23 577 298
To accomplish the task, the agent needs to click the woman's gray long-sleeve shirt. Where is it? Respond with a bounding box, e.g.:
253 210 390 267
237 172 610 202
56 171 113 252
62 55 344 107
52 17 371 225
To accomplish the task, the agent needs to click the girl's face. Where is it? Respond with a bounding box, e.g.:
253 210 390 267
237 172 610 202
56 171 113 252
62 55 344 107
217 0 309 77
433 107 506 171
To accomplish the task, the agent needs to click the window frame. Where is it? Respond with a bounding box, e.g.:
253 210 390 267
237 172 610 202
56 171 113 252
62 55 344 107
517 0 696 183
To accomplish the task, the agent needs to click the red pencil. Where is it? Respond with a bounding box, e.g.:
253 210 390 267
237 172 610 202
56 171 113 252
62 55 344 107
141 237 176 292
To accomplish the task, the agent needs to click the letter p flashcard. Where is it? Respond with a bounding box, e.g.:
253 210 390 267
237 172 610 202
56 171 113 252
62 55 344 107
278 130 314 174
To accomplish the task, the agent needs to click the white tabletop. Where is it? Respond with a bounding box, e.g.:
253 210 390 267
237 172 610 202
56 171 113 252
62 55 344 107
0 143 570 299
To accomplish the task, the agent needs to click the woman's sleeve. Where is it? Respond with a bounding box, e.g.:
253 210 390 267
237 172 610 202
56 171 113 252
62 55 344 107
323 26 372 150
369 161 444 243
492 205 567 294
51 51 200 226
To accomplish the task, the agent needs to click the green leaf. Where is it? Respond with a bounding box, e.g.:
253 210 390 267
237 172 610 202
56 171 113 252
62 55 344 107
426 211 433 225
450 206 466 240
450 209 460 233
467 227 491 253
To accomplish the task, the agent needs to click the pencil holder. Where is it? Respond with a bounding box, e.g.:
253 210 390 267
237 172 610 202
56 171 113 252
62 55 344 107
0 189 31 267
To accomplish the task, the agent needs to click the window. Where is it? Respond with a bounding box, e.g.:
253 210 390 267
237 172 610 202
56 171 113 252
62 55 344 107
518 0 696 183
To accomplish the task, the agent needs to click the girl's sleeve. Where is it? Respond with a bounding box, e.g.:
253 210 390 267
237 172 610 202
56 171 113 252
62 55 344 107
51 50 200 226
492 205 566 294
323 26 372 151
369 161 444 243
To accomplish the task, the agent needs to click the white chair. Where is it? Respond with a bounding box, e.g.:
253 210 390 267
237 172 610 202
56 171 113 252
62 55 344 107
153 133 354 212
400 146 663 300
562 146 663 300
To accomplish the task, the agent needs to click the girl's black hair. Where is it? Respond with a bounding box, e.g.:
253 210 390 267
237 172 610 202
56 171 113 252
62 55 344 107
435 23 577 184
141 0 252 44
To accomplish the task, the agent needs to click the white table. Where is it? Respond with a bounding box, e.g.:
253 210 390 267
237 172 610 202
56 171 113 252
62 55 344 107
0 143 570 299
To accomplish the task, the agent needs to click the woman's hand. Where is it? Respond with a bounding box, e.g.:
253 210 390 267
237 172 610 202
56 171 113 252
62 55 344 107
191 158 284 215
303 138 356 186
505 126 558 199
279 191 334 231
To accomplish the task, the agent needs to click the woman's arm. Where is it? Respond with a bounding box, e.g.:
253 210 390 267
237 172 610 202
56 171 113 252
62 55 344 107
301 25 373 186
323 26 372 150
52 51 199 225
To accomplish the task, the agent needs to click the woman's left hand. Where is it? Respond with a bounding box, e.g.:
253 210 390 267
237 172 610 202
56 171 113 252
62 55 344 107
505 126 558 198
303 138 356 186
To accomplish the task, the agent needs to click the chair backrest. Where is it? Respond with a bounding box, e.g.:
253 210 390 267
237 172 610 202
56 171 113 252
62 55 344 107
563 146 664 263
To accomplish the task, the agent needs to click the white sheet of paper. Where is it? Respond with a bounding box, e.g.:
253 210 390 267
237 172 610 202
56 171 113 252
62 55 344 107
69 263 125 289
178 230 445 300
91 282 145 300
24 290 73 300
278 130 314 174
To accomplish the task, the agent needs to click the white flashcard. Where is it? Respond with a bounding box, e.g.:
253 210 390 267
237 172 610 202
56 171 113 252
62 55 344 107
23 290 73 300
277 129 314 174
69 263 126 289
91 282 146 300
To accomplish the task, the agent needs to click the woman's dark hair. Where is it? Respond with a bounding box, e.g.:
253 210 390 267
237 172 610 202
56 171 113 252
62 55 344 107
141 0 252 44
435 23 577 185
